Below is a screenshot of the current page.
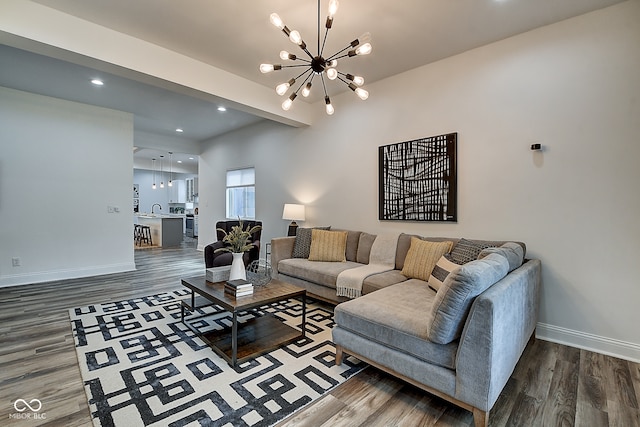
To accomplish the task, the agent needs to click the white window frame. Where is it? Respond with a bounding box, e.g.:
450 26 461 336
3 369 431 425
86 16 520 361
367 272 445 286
225 167 255 220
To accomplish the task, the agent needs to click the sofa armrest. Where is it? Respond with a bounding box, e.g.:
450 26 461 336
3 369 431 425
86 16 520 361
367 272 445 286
270 237 295 276
455 259 541 411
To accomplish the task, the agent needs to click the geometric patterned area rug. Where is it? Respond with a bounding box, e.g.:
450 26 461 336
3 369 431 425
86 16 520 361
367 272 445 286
68 289 365 427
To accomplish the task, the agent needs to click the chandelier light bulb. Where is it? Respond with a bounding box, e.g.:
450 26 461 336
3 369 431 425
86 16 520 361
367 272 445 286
275 83 289 96
275 78 295 96
289 30 303 46
280 50 296 61
355 43 372 56
302 82 312 97
325 96 335 115
327 59 338 68
260 63 274 73
326 68 338 80
328 0 339 18
282 93 297 111
347 74 365 86
355 87 369 100
270 13 285 30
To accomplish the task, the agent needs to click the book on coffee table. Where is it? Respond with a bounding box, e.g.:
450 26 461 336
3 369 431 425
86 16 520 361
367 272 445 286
225 279 254 297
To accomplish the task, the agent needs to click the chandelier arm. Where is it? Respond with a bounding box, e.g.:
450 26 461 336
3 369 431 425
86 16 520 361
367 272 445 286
281 64 312 69
294 71 314 94
325 45 352 61
329 52 353 61
317 0 321 55
320 74 329 98
320 25 330 58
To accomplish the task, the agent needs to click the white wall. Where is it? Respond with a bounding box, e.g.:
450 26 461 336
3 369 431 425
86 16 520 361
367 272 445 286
0 87 135 286
199 1 640 361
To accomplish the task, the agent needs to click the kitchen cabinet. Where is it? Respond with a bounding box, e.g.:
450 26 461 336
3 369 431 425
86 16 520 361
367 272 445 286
186 177 199 202
169 179 186 203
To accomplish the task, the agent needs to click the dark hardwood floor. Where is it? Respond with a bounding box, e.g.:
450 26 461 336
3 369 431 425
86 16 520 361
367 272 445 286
1 241 638 426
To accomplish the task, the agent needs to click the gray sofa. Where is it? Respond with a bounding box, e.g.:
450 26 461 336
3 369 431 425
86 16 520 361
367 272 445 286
271 230 541 427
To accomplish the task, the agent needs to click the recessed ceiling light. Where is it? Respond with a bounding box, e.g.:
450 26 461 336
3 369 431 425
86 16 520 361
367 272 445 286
91 79 104 86
176 128 184 133
189 157 194 160
177 160 183 163
217 106 227 112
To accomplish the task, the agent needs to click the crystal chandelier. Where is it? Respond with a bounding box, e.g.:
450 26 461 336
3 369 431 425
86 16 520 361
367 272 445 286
260 0 372 115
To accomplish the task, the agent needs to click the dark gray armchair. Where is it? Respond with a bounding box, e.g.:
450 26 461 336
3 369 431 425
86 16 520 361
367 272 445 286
204 220 262 269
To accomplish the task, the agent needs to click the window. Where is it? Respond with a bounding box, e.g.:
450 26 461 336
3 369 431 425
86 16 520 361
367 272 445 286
226 167 255 219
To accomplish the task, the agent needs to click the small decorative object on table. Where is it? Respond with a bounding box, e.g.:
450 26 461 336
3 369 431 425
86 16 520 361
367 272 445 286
214 219 262 281
206 266 230 282
224 278 254 297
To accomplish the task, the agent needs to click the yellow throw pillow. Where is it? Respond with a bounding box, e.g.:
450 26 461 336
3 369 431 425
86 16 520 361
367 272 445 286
308 229 348 262
401 237 454 281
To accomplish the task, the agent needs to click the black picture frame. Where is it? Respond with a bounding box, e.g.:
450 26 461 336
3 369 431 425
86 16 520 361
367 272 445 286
379 132 457 222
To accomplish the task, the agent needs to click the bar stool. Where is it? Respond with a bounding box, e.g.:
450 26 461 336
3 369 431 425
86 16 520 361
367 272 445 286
140 225 153 246
134 224 142 246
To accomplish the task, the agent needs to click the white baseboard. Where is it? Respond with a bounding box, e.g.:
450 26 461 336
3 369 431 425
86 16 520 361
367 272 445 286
536 322 640 363
0 262 136 288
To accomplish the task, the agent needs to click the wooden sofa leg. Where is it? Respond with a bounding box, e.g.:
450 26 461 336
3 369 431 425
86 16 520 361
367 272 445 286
472 408 488 427
335 345 343 366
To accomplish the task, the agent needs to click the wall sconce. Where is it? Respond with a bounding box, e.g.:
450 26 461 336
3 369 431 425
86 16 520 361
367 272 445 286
282 203 305 236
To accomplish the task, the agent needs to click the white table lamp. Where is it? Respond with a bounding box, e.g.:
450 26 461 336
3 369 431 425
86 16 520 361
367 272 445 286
282 204 305 236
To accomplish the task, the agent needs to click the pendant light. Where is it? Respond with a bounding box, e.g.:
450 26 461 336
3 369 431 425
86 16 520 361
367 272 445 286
168 152 173 187
152 158 157 190
159 155 164 189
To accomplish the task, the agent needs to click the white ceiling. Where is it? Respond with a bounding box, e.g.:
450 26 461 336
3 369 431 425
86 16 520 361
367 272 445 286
0 0 626 167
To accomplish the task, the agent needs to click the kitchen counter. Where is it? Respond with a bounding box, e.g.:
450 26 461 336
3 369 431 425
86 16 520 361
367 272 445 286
136 215 183 247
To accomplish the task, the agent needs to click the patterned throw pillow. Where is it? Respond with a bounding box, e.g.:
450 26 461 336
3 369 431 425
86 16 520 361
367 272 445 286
448 238 497 265
401 237 453 281
428 255 461 292
292 227 330 258
308 229 348 262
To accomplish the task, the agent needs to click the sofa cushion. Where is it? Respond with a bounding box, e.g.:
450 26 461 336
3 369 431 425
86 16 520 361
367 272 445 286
448 238 499 264
401 237 453 281
309 229 348 262
334 280 460 369
356 232 377 264
292 226 331 258
362 270 408 294
426 252 509 344
478 242 524 272
278 258 361 288
428 255 461 292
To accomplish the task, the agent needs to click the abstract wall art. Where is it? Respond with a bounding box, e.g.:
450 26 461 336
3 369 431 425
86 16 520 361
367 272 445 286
379 132 457 222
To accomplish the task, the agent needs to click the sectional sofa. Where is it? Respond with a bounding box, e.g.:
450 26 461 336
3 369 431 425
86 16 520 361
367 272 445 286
271 228 541 427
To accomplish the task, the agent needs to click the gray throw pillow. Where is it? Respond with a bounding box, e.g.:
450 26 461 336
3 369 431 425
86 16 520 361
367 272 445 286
292 226 330 258
478 242 524 272
426 252 509 344
448 238 497 264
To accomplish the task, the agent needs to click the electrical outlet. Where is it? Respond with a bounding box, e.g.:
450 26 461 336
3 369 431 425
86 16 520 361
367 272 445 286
12 257 21 267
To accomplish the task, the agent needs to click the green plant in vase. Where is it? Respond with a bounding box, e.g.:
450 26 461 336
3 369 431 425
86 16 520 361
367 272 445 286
215 219 262 280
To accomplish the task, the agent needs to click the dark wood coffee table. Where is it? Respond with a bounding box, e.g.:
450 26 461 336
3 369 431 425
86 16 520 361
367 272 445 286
180 276 306 371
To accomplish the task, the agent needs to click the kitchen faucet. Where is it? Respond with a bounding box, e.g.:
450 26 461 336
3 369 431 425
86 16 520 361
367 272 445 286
151 204 162 214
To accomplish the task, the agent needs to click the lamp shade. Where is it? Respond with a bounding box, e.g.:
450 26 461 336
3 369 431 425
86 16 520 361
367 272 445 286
282 204 305 221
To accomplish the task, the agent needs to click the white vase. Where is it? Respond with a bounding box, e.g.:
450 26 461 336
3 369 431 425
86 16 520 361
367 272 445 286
229 252 246 281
